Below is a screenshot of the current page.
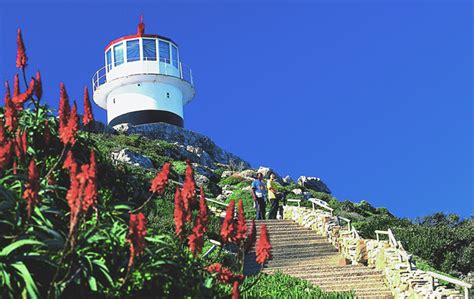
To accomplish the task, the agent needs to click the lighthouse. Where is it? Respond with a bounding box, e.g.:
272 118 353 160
92 18 195 127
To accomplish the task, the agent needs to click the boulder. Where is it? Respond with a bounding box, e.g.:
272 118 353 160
239 169 257 179
292 188 303 195
303 192 312 200
297 176 331 194
221 170 234 178
111 149 154 169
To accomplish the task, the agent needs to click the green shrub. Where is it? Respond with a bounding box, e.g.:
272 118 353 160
218 272 354 298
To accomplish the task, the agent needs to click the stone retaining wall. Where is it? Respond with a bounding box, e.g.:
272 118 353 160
283 206 466 298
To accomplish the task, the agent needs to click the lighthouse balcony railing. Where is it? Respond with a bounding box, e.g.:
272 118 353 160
92 58 194 92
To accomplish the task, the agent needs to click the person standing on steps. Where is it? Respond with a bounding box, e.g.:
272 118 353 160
251 172 267 220
267 173 279 219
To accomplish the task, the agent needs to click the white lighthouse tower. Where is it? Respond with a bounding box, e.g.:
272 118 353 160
92 18 195 127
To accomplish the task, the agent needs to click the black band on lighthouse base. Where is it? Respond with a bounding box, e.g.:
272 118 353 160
109 110 184 127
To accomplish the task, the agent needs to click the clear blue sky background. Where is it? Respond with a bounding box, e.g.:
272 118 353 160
0 1 472 219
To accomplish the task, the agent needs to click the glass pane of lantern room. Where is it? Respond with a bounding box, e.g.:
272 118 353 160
114 43 124 66
171 45 179 68
106 49 112 71
127 40 140 62
159 41 170 63
143 39 157 61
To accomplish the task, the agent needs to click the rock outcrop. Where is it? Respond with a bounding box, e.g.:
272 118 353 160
297 176 331 194
111 148 154 169
114 122 251 169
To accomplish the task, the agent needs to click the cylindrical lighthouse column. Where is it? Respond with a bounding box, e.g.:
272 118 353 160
106 81 184 127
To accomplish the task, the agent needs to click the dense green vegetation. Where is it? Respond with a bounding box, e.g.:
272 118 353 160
218 272 354 298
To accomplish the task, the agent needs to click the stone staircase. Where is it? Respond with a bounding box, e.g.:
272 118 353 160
244 219 393 298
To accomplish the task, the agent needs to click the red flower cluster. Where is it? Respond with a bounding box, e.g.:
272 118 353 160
255 224 272 264
82 87 94 126
4 81 17 132
64 150 98 240
235 199 247 243
58 83 78 146
220 200 236 243
12 74 35 110
150 162 170 194
206 263 244 284
173 187 184 237
127 212 147 269
16 29 27 69
35 71 42 100
187 187 209 256
22 159 39 218
181 160 196 222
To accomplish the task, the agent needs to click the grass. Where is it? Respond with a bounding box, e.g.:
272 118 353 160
219 272 354 298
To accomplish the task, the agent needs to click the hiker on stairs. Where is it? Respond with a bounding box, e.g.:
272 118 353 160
267 173 279 219
251 172 267 220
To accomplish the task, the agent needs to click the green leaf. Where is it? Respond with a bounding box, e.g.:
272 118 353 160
11 261 39 299
88 276 97 291
0 240 45 257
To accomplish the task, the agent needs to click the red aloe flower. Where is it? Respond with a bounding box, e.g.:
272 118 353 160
63 150 77 173
43 120 51 146
82 86 94 126
220 200 236 243
199 186 208 230
65 153 80 232
255 224 272 265
181 160 196 222
59 100 78 145
14 130 27 161
16 29 27 69
232 281 240 299
127 212 147 269
35 70 42 100
187 221 204 256
187 188 209 256
173 187 185 237
12 74 35 109
206 263 244 284
244 220 256 254
150 162 170 194
81 150 97 212
58 82 70 137
4 81 17 132
235 199 247 243
23 159 39 218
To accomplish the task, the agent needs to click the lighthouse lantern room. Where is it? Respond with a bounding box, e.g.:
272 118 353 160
92 17 195 127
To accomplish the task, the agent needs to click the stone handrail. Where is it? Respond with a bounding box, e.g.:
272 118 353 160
283 205 471 298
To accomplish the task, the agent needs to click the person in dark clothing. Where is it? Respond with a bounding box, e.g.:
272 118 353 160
251 172 267 220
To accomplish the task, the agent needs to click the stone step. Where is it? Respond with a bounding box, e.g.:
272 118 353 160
265 264 362 273
291 273 385 285
268 267 383 278
317 281 390 292
351 291 393 298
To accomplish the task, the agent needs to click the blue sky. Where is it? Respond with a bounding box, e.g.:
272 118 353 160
0 1 472 218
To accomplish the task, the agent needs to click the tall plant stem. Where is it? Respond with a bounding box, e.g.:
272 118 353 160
45 146 67 179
